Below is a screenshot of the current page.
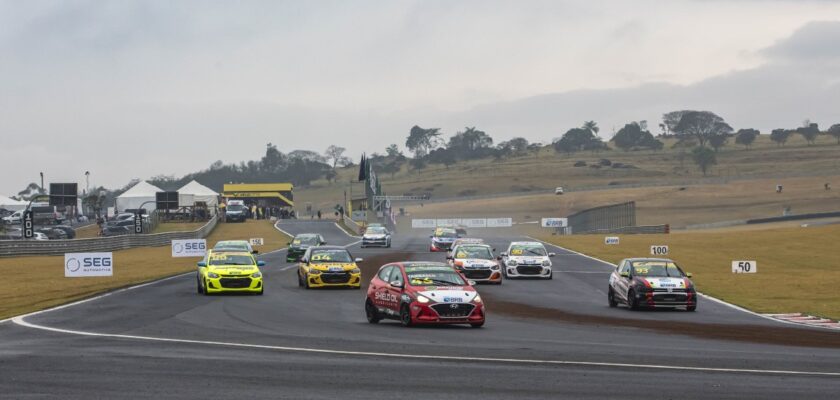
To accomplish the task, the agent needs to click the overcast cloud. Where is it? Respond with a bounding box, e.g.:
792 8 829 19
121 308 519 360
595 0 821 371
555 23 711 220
1 0 839 194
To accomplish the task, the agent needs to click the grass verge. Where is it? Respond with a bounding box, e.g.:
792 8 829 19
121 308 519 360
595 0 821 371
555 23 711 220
526 224 840 320
0 220 291 320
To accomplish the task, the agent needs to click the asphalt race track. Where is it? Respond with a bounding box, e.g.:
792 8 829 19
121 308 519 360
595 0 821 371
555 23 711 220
2 220 839 399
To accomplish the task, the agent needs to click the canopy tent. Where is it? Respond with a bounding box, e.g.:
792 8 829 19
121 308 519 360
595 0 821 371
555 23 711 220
177 180 218 208
0 195 27 211
115 181 163 213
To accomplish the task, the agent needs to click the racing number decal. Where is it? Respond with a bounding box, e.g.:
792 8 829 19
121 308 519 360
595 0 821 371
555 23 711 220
410 277 433 285
510 249 524 255
311 253 332 261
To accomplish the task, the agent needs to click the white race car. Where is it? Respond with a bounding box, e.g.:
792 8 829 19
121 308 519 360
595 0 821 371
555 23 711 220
361 226 392 248
499 241 555 279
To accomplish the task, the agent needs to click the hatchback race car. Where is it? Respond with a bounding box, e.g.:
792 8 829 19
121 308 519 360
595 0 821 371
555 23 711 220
286 233 326 262
448 243 502 284
429 227 459 252
213 240 257 254
361 226 391 248
608 258 697 311
500 241 555 279
365 262 485 328
196 250 265 295
298 246 363 289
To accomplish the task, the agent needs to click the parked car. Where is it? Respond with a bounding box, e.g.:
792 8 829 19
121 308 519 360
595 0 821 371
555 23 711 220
100 225 131 236
52 225 77 239
555 186 564 195
35 227 68 240
2 210 23 225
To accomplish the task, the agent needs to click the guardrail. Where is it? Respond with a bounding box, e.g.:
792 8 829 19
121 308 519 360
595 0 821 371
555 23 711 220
342 213 364 235
0 216 218 257
571 224 670 235
746 211 840 225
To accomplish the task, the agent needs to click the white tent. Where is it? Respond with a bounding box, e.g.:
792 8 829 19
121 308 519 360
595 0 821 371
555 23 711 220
0 195 27 211
115 181 163 213
177 180 218 208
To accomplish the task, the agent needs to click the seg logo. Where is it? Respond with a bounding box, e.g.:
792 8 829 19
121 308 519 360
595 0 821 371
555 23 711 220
65 252 113 277
172 239 207 258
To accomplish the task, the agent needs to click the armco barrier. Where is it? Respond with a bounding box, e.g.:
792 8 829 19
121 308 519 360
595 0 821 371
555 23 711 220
573 224 669 235
0 216 218 257
343 214 364 235
746 211 840 225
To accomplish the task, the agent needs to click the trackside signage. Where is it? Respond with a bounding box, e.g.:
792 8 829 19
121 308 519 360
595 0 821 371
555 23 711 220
605 236 620 245
249 238 264 246
171 239 207 258
732 261 757 273
65 252 113 277
541 218 568 228
412 218 513 228
412 219 436 228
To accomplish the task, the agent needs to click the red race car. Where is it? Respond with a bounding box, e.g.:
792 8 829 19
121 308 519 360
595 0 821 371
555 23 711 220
365 262 485 328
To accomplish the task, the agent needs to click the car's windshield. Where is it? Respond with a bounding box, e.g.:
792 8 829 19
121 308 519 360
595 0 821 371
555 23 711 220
366 228 387 235
434 228 457 238
405 266 465 286
227 205 246 212
631 261 684 277
454 246 493 260
214 242 248 251
310 249 353 263
208 254 254 266
509 244 547 256
293 235 319 245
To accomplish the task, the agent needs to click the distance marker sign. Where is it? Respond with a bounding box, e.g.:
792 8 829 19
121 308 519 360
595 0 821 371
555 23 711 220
732 261 757 273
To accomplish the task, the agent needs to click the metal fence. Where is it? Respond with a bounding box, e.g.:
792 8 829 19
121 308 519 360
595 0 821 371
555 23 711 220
567 201 637 234
0 216 218 257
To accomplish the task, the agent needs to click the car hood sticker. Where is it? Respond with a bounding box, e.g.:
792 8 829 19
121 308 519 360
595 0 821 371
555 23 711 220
419 289 477 303
643 278 686 288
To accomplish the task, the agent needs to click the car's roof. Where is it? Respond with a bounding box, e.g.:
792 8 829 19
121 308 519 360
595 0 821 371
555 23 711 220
391 261 449 268
208 250 253 257
510 241 543 246
625 257 675 263
455 243 491 248
295 233 319 237
216 240 249 245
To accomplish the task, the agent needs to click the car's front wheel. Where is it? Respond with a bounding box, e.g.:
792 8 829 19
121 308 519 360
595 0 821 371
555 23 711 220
399 304 413 327
627 289 638 310
365 299 381 324
608 287 617 307
196 275 203 294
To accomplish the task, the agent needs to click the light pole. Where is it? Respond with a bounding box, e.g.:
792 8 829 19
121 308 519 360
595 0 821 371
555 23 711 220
85 171 90 195
39 172 44 192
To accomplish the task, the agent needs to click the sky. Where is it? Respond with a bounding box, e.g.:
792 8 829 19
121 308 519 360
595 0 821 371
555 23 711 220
1 0 840 194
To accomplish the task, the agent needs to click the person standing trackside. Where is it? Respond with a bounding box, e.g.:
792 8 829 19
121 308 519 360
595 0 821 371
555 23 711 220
317 210 322 220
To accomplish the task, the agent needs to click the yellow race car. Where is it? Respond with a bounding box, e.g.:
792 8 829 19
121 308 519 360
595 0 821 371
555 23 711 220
197 250 265 295
298 246 363 289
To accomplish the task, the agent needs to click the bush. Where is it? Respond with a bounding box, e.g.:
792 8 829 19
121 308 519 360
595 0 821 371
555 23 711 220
599 158 612 166
574 161 587 167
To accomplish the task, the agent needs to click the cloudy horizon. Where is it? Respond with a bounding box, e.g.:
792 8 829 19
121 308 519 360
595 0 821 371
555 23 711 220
2 0 840 194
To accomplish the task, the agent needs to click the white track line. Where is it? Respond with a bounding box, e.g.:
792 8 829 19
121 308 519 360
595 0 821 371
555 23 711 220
334 222 362 238
10 316 840 377
526 235 831 330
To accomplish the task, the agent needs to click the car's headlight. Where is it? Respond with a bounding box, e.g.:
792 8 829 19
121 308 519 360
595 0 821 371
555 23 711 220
207 272 219 278
490 264 500 270
350 268 361 274
473 294 482 303
507 259 518 267
542 260 551 267
416 294 431 303
308 269 322 275
251 271 262 278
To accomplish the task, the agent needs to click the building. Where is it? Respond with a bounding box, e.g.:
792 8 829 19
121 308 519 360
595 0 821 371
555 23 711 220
221 183 294 208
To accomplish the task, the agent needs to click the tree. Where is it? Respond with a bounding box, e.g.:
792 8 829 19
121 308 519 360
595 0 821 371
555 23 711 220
405 126 443 158
691 146 717 176
829 124 840 144
447 127 494 159
582 121 599 135
735 129 759 150
426 148 456 169
324 145 347 169
661 110 691 136
708 134 728 152
797 121 820 145
611 122 644 151
385 144 402 158
379 161 401 179
672 111 733 147
770 129 791 147
553 127 605 154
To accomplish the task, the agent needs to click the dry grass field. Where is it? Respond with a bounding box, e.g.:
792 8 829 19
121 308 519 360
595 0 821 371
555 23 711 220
0 220 290 320
526 224 840 320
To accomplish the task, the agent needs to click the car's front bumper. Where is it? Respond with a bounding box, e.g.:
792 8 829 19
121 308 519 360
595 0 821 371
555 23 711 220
457 268 502 283
362 238 389 247
205 276 263 293
409 301 485 325
430 241 453 251
505 264 552 278
634 289 696 308
305 272 362 288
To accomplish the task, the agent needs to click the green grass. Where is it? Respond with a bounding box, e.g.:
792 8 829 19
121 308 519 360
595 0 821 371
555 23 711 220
0 220 291 320
527 224 840 320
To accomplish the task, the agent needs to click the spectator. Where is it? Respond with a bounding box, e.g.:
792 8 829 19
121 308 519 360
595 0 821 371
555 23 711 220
317 210 322 220
826 183 831 191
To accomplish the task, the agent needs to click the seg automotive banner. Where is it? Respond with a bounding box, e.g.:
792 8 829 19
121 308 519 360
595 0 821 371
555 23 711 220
65 252 113 277
171 239 207 258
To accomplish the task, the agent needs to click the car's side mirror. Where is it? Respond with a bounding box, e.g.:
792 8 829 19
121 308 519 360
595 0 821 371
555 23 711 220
322 241 327 245
301 258 308 265
355 257 363 263
548 252 556 257
390 280 403 288
257 261 266 267
197 261 206 267
500 252 508 257
492 248 496 252
446 256 453 260
252 250 259 254
620 271 630 278
686 272 693 278
429 235 434 238
287 242 291 245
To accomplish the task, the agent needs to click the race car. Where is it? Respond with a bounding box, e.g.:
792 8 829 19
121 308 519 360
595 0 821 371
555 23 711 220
447 238 485 258
286 233 326 262
499 241 555 279
361 226 391 248
429 227 459 252
364 262 485 328
448 243 502 284
298 246 363 289
608 258 697 311
213 240 257 254
196 250 265 295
